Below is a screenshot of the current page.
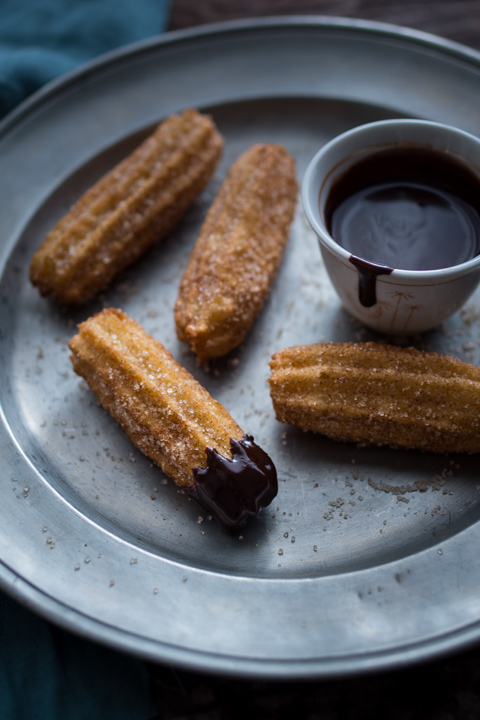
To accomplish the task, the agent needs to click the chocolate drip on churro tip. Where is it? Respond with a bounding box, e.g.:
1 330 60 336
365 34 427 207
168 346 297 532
187 434 278 534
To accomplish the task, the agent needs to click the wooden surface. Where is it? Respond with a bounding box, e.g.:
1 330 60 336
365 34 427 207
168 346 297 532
147 2 480 718
169 0 480 50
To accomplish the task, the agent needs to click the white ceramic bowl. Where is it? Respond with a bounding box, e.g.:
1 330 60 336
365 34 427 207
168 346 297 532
302 119 480 334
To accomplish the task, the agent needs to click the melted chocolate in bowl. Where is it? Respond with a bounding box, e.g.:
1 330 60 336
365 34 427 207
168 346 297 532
325 146 480 306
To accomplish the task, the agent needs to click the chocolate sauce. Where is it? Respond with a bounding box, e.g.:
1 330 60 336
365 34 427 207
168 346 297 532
185 434 277 534
349 256 393 307
325 146 480 306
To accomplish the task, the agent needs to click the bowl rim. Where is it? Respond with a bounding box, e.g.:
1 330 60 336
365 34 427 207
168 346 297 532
301 118 480 281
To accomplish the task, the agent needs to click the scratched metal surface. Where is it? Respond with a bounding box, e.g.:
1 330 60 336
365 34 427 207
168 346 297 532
1 18 480 677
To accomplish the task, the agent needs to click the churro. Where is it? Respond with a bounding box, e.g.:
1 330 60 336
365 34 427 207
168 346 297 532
269 342 480 454
30 108 223 304
69 308 277 532
174 143 297 362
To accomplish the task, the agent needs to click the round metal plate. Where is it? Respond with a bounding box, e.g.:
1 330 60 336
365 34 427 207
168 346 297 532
2 17 480 678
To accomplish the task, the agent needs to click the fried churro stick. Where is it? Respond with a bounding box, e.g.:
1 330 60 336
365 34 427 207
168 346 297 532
69 308 277 532
30 109 223 304
174 143 298 362
269 342 480 454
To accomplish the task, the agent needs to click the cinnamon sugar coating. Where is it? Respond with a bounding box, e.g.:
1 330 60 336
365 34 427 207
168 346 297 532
174 143 298 362
68 308 243 489
30 108 223 304
269 342 480 454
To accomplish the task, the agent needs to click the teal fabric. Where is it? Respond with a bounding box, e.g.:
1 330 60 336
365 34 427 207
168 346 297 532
0 592 155 720
0 0 172 717
0 0 172 117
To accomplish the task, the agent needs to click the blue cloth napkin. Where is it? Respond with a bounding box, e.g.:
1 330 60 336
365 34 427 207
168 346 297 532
1 1 171 718
0 0 171 118
0 592 156 720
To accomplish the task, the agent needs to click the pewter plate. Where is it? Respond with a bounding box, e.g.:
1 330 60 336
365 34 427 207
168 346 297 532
2 17 480 678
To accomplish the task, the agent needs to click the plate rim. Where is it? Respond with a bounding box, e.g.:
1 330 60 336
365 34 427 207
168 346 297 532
3 14 480 139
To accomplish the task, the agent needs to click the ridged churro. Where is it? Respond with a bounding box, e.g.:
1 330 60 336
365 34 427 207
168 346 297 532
30 109 223 304
174 143 298 362
69 308 277 532
269 342 480 454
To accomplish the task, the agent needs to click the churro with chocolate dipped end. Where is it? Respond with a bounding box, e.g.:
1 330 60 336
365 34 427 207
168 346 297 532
69 308 277 532
174 143 297 362
30 109 223 305
269 342 480 454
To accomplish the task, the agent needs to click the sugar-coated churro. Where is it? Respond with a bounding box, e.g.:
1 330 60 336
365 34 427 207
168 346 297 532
30 108 223 304
69 308 277 532
174 143 298 362
269 342 480 454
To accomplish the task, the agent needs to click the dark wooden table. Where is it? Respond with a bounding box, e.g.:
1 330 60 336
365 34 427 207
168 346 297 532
148 3 480 718
169 0 480 51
